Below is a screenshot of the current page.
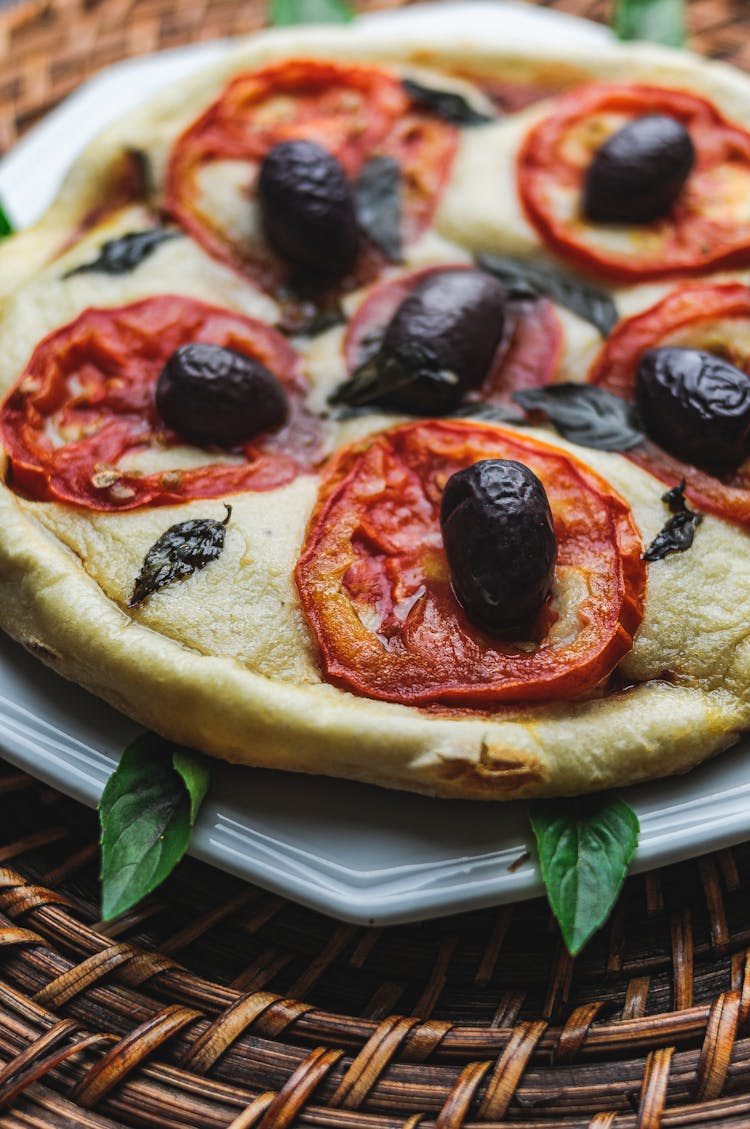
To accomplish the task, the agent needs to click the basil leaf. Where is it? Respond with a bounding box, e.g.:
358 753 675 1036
354 157 403 263
513 384 644 451
643 480 702 561
329 341 459 412
613 0 685 46
477 254 618 337
269 0 353 25
129 505 231 607
99 733 210 920
64 229 179 278
402 78 494 127
530 796 640 956
0 200 14 239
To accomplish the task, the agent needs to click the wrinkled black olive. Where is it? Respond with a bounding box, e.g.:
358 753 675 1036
257 140 359 279
378 268 507 413
156 343 287 446
584 115 695 224
440 459 557 632
636 347 750 474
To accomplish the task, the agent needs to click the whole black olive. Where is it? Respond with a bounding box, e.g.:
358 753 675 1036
376 268 507 414
156 343 288 446
257 140 359 280
440 459 557 632
583 115 695 224
636 346 750 475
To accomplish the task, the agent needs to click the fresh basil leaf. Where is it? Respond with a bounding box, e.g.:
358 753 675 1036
129 505 231 607
329 341 459 413
0 200 14 239
402 77 494 127
530 796 639 956
477 254 618 337
613 0 685 47
450 402 526 425
513 384 644 451
354 157 403 263
99 733 210 920
643 480 702 561
269 0 353 25
64 229 179 278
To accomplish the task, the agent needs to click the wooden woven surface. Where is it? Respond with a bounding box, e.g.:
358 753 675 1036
2 0 750 1125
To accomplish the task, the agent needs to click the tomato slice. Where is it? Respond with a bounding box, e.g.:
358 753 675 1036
343 266 562 407
589 282 750 525
1 295 322 511
296 420 645 706
166 59 458 294
518 83 750 282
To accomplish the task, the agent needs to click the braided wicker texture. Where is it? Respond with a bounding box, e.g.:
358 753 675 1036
2 0 750 1125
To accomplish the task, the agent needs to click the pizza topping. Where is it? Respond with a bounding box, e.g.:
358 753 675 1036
518 83 750 281
514 384 644 451
257 140 359 280
440 459 557 632
129 505 231 606
332 267 507 413
636 346 750 475
63 229 180 278
155 343 288 446
352 156 402 263
477 253 618 336
400 77 495 126
296 420 646 706
1 295 321 510
643 481 703 562
583 114 695 224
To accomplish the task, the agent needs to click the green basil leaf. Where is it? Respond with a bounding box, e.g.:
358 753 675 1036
530 796 639 956
99 733 211 920
613 0 685 47
354 156 403 263
0 200 14 238
513 384 644 451
402 78 494 127
477 254 618 337
129 505 231 607
269 0 353 25
64 229 179 278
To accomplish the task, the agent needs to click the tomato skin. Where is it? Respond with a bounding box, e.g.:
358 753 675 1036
343 265 562 407
166 59 458 292
296 420 645 706
589 283 750 526
518 83 750 283
1 295 321 511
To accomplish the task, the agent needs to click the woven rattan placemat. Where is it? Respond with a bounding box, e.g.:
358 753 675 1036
2 1 750 1125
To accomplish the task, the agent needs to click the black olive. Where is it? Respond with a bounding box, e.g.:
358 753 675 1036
583 115 695 224
156 343 288 446
377 268 507 413
440 459 557 632
636 346 750 475
257 140 359 280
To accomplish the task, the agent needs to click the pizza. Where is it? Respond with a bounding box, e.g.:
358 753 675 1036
2 25 750 800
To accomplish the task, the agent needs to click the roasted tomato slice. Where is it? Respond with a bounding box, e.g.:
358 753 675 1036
518 83 750 282
344 265 562 407
166 59 458 293
296 420 645 706
1 295 321 511
589 282 750 525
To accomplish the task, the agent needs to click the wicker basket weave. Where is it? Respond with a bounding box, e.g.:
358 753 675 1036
2 0 750 1125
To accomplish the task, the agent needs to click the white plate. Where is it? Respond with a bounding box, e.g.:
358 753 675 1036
1 2 747 927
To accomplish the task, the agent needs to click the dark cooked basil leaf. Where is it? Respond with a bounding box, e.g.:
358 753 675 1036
0 199 14 239
450 402 526 425
99 733 210 920
269 0 353 24
613 0 685 46
129 505 231 607
530 796 640 956
513 384 644 451
329 341 458 410
354 157 403 263
65 229 180 278
478 254 618 337
402 77 494 126
643 481 702 561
